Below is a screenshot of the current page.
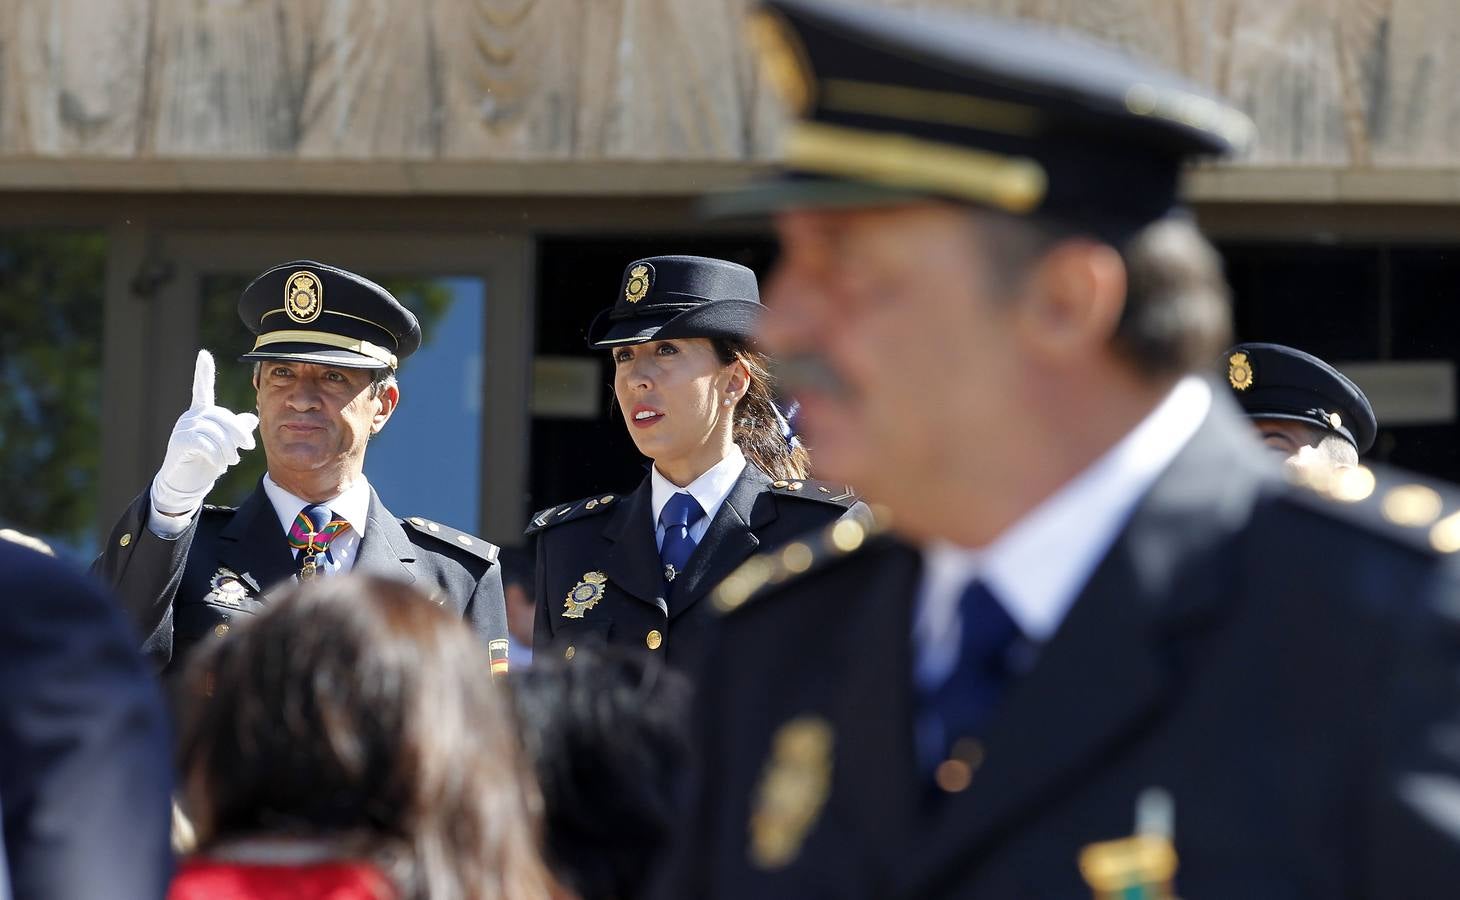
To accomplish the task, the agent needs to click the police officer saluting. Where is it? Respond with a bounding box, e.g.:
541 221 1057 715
94 261 509 678
527 255 868 673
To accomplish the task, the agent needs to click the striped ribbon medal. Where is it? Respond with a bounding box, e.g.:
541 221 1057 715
287 504 351 581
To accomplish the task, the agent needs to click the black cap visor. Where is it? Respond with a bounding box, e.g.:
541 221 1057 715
588 299 763 349
701 173 937 219
239 343 392 370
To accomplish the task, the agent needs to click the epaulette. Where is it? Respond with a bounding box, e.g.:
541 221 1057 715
712 512 890 616
402 515 500 564
767 477 860 507
524 492 621 535
1282 462 1460 557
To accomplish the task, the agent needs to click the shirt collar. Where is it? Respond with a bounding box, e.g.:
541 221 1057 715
918 375 1212 645
650 444 748 527
262 473 372 538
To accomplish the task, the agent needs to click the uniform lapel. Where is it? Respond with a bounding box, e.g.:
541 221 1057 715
901 398 1270 894
669 465 771 619
217 481 297 596
351 488 416 584
602 478 669 613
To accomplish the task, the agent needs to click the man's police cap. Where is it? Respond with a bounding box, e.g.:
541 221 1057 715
1224 342 1377 454
712 0 1253 240
587 255 762 349
237 260 421 371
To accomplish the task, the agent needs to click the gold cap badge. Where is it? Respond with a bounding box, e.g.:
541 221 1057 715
745 9 815 116
748 716 834 870
1227 351 1253 391
625 264 651 303
285 270 323 323
564 571 608 619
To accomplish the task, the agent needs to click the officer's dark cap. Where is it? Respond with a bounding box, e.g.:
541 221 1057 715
587 256 762 349
711 0 1253 241
238 260 421 371
1224 342 1377 455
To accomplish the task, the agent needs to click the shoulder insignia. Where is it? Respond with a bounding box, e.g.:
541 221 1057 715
713 513 889 615
524 493 619 536
1282 462 1460 556
768 478 859 507
402 516 500 564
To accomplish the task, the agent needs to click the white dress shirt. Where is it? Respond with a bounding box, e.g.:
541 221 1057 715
650 444 748 551
914 376 1213 689
260 473 371 577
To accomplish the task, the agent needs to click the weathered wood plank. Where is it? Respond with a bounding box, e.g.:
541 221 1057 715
2 0 1460 173
0 0 151 156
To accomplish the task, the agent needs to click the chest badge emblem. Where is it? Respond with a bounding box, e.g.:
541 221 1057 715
748 715 834 870
563 571 608 619
207 567 250 607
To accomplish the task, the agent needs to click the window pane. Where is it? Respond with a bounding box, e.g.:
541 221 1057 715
0 231 107 560
198 273 485 532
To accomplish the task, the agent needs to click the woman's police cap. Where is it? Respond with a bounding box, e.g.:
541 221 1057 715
1224 342 1377 454
711 0 1254 240
587 255 762 349
237 260 421 370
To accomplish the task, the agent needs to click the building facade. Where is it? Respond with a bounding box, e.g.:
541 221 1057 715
5 0 1460 556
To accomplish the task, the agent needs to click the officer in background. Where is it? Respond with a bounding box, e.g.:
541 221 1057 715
668 2 1460 897
526 255 866 675
93 261 509 682
1 536 173 899
1224 341 1376 467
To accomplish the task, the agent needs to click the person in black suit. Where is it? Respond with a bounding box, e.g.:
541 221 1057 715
93 260 509 684
527 255 868 672
669 2 1460 897
0 536 173 899
1223 341 1376 468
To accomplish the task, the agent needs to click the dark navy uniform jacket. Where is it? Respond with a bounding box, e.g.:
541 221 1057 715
528 463 870 673
92 480 508 678
1 541 173 899
670 400 1460 899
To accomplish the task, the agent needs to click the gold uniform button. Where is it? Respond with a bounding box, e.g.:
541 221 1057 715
213 623 230 637
772 480 789 488
564 645 576 661
789 481 804 491
600 495 614 504
427 522 441 532
119 533 132 547
585 499 598 510
408 516 426 526
456 534 473 546
645 629 663 650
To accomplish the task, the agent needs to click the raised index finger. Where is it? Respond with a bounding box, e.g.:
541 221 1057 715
190 349 216 411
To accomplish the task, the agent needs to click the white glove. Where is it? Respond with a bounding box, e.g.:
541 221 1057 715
149 350 259 518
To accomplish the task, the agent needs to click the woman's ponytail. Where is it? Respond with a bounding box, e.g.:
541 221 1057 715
715 340 811 481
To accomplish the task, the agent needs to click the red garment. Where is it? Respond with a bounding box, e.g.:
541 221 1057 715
168 859 395 900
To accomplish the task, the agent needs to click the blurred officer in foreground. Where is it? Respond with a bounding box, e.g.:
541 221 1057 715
1 536 173 898
1224 341 1376 468
526 255 866 674
672 1 1460 897
93 261 509 682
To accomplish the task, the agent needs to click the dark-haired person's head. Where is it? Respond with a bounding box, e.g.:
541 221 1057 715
179 575 556 900
497 546 537 650
590 255 810 485
508 648 691 900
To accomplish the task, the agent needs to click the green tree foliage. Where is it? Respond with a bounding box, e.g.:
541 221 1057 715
0 232 106 550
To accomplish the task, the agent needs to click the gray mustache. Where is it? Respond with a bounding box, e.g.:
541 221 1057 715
769 354 853 400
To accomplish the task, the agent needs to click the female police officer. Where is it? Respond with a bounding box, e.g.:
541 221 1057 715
526 255 868 672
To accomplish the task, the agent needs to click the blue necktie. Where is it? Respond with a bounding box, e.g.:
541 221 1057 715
915 579 1022 775
660 492 706 602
